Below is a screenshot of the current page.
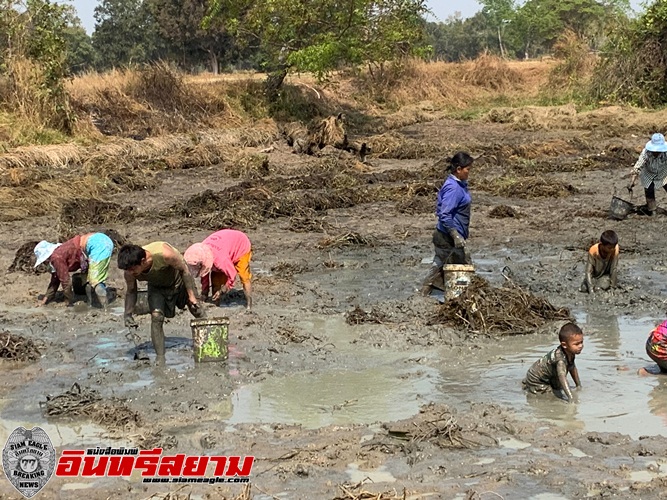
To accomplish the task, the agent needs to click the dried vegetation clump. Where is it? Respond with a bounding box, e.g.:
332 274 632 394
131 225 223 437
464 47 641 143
0 332 41 361
481 175 577 199
42 383 142 430
434 276 571 334
463 52 525 91
8 240 49 273
346 306 389 325
489 205 518 218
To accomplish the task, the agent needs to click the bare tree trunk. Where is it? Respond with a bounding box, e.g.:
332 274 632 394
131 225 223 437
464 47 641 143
497 26 505 58
208 51 219 75
264 67 288 101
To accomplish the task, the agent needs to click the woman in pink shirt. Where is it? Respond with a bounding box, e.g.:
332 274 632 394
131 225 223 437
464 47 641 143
184 229 253 310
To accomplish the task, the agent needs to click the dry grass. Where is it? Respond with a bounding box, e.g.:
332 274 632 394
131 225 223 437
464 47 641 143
463 52 525 91
480 175 578 199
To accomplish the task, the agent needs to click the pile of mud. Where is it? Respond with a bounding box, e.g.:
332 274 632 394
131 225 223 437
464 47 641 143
58 198 136 234
7 240 50 274
346 306 389 325
42 383 141 430
434 276 571 334
489 205 518 218
0 332 41 361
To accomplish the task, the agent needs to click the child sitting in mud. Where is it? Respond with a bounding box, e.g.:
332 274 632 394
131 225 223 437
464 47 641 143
580 230 619 294
638 320 667 376
522 322 584 403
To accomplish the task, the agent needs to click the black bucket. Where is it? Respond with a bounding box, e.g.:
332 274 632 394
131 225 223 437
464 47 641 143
609 196 635 221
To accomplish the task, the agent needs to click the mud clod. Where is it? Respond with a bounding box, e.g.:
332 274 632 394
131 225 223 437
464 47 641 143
8 240 49 274
489 205 518 218
434 276 571 334
317 232 373 249
0 332 41 361
346 306 388 325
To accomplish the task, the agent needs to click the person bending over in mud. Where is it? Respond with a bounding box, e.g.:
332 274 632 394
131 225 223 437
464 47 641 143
421 152 474 296
522 322 584 403
629 133 667 215
184 229 253 311
35 232 114 309
118 242 204 364
638 320 667 376
580 230 619 294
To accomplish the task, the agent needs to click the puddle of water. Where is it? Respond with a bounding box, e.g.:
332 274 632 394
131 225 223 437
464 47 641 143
530 494 570 500
228 316 438 428
347 463 396 483
438 314 667 439
498 437 531 450
475 457 496 465
567 447 588 458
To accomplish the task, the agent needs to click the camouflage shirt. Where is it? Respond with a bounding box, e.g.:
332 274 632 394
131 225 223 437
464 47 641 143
523 345 574 391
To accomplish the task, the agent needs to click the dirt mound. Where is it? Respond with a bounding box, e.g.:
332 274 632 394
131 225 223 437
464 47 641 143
0 332 41 361
486 104 577 130
271 262 313 277
489 205 518 218
58 198 137 234
434 276 571 334
8 240 50 274
288 214 333 233
482 176 577 199
42 383 141 430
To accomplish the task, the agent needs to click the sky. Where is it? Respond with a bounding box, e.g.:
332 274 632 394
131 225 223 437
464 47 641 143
68 0 643 34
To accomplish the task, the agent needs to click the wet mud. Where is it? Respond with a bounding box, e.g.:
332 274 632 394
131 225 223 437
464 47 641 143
2 114 667 498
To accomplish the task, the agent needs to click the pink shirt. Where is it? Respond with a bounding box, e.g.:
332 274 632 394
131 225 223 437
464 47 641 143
203 230 251 289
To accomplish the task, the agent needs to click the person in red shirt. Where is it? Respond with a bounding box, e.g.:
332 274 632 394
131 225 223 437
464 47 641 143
639 320 667 376
184 229 253 311
34 232 114 308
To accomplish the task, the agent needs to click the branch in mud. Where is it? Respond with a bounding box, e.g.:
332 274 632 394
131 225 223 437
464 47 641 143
0 331 42 361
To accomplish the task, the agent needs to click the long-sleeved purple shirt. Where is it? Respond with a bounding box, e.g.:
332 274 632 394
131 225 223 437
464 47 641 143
435 174 472 239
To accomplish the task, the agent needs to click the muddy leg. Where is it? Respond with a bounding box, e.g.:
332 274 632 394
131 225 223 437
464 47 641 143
94 283 108 311
421 265 442 296
150 309 166 361
645 184 657 214
85 283 94 306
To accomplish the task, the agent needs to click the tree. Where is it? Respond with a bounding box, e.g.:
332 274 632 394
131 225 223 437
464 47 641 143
92 0 165 68
63 19 96 73
206 0 430 95
147 0 231 73
479 0 515 57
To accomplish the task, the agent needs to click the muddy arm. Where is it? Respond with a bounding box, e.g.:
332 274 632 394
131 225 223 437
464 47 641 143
557 360 573 402
570 364 581 388
609 254 619 288
162 245 198 305
585 253 596 294
43 273 60 305
123 271 138 319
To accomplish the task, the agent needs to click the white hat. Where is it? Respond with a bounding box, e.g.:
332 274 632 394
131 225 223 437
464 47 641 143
34 241 61 268
646 133 667 153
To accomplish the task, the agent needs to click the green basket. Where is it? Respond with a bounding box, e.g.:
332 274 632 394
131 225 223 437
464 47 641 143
190 317 229 363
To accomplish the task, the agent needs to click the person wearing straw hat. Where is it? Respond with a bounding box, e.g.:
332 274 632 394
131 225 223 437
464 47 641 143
629 133 667 215
184 229 253 311
118 242 204 363
35 232 114 308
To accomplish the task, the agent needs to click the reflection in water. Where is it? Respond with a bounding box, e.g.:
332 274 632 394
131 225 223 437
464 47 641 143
437 315 667 438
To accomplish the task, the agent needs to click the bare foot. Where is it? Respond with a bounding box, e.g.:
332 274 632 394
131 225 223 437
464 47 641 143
638 365 663 376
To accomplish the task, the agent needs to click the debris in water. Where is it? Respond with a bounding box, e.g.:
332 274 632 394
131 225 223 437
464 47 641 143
0 332 41 361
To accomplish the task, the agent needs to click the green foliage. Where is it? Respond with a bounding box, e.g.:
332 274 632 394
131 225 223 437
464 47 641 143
92 0 166 69
591 0 667 106
206 0 430 83
0 0 75 133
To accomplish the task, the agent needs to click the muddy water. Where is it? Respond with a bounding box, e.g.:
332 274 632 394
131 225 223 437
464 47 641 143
228 315 439 428
438 313 667 439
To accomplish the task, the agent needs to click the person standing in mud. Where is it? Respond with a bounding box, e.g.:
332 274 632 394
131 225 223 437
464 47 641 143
421 152 474 296
35 232 114 308
629 133 667 215
183 229 253 311
522 322 584 403
118 242 204 363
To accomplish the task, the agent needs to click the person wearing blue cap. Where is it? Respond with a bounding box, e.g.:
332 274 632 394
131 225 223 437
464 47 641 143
629 132 667 215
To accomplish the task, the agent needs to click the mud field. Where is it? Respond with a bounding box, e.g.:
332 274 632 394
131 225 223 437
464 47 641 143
3 110 667 499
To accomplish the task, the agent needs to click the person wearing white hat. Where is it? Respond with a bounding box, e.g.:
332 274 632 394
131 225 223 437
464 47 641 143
35 232 114 307
629 132 667 215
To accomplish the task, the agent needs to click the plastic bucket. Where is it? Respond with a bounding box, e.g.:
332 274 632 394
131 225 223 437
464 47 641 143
443 264 475 301
190 317 229 363
609 196 634 221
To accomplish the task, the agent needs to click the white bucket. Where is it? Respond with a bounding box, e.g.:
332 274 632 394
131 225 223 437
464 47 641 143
443 264 475 300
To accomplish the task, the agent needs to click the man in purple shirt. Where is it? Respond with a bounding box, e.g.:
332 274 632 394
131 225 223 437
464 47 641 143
422 152 474 296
